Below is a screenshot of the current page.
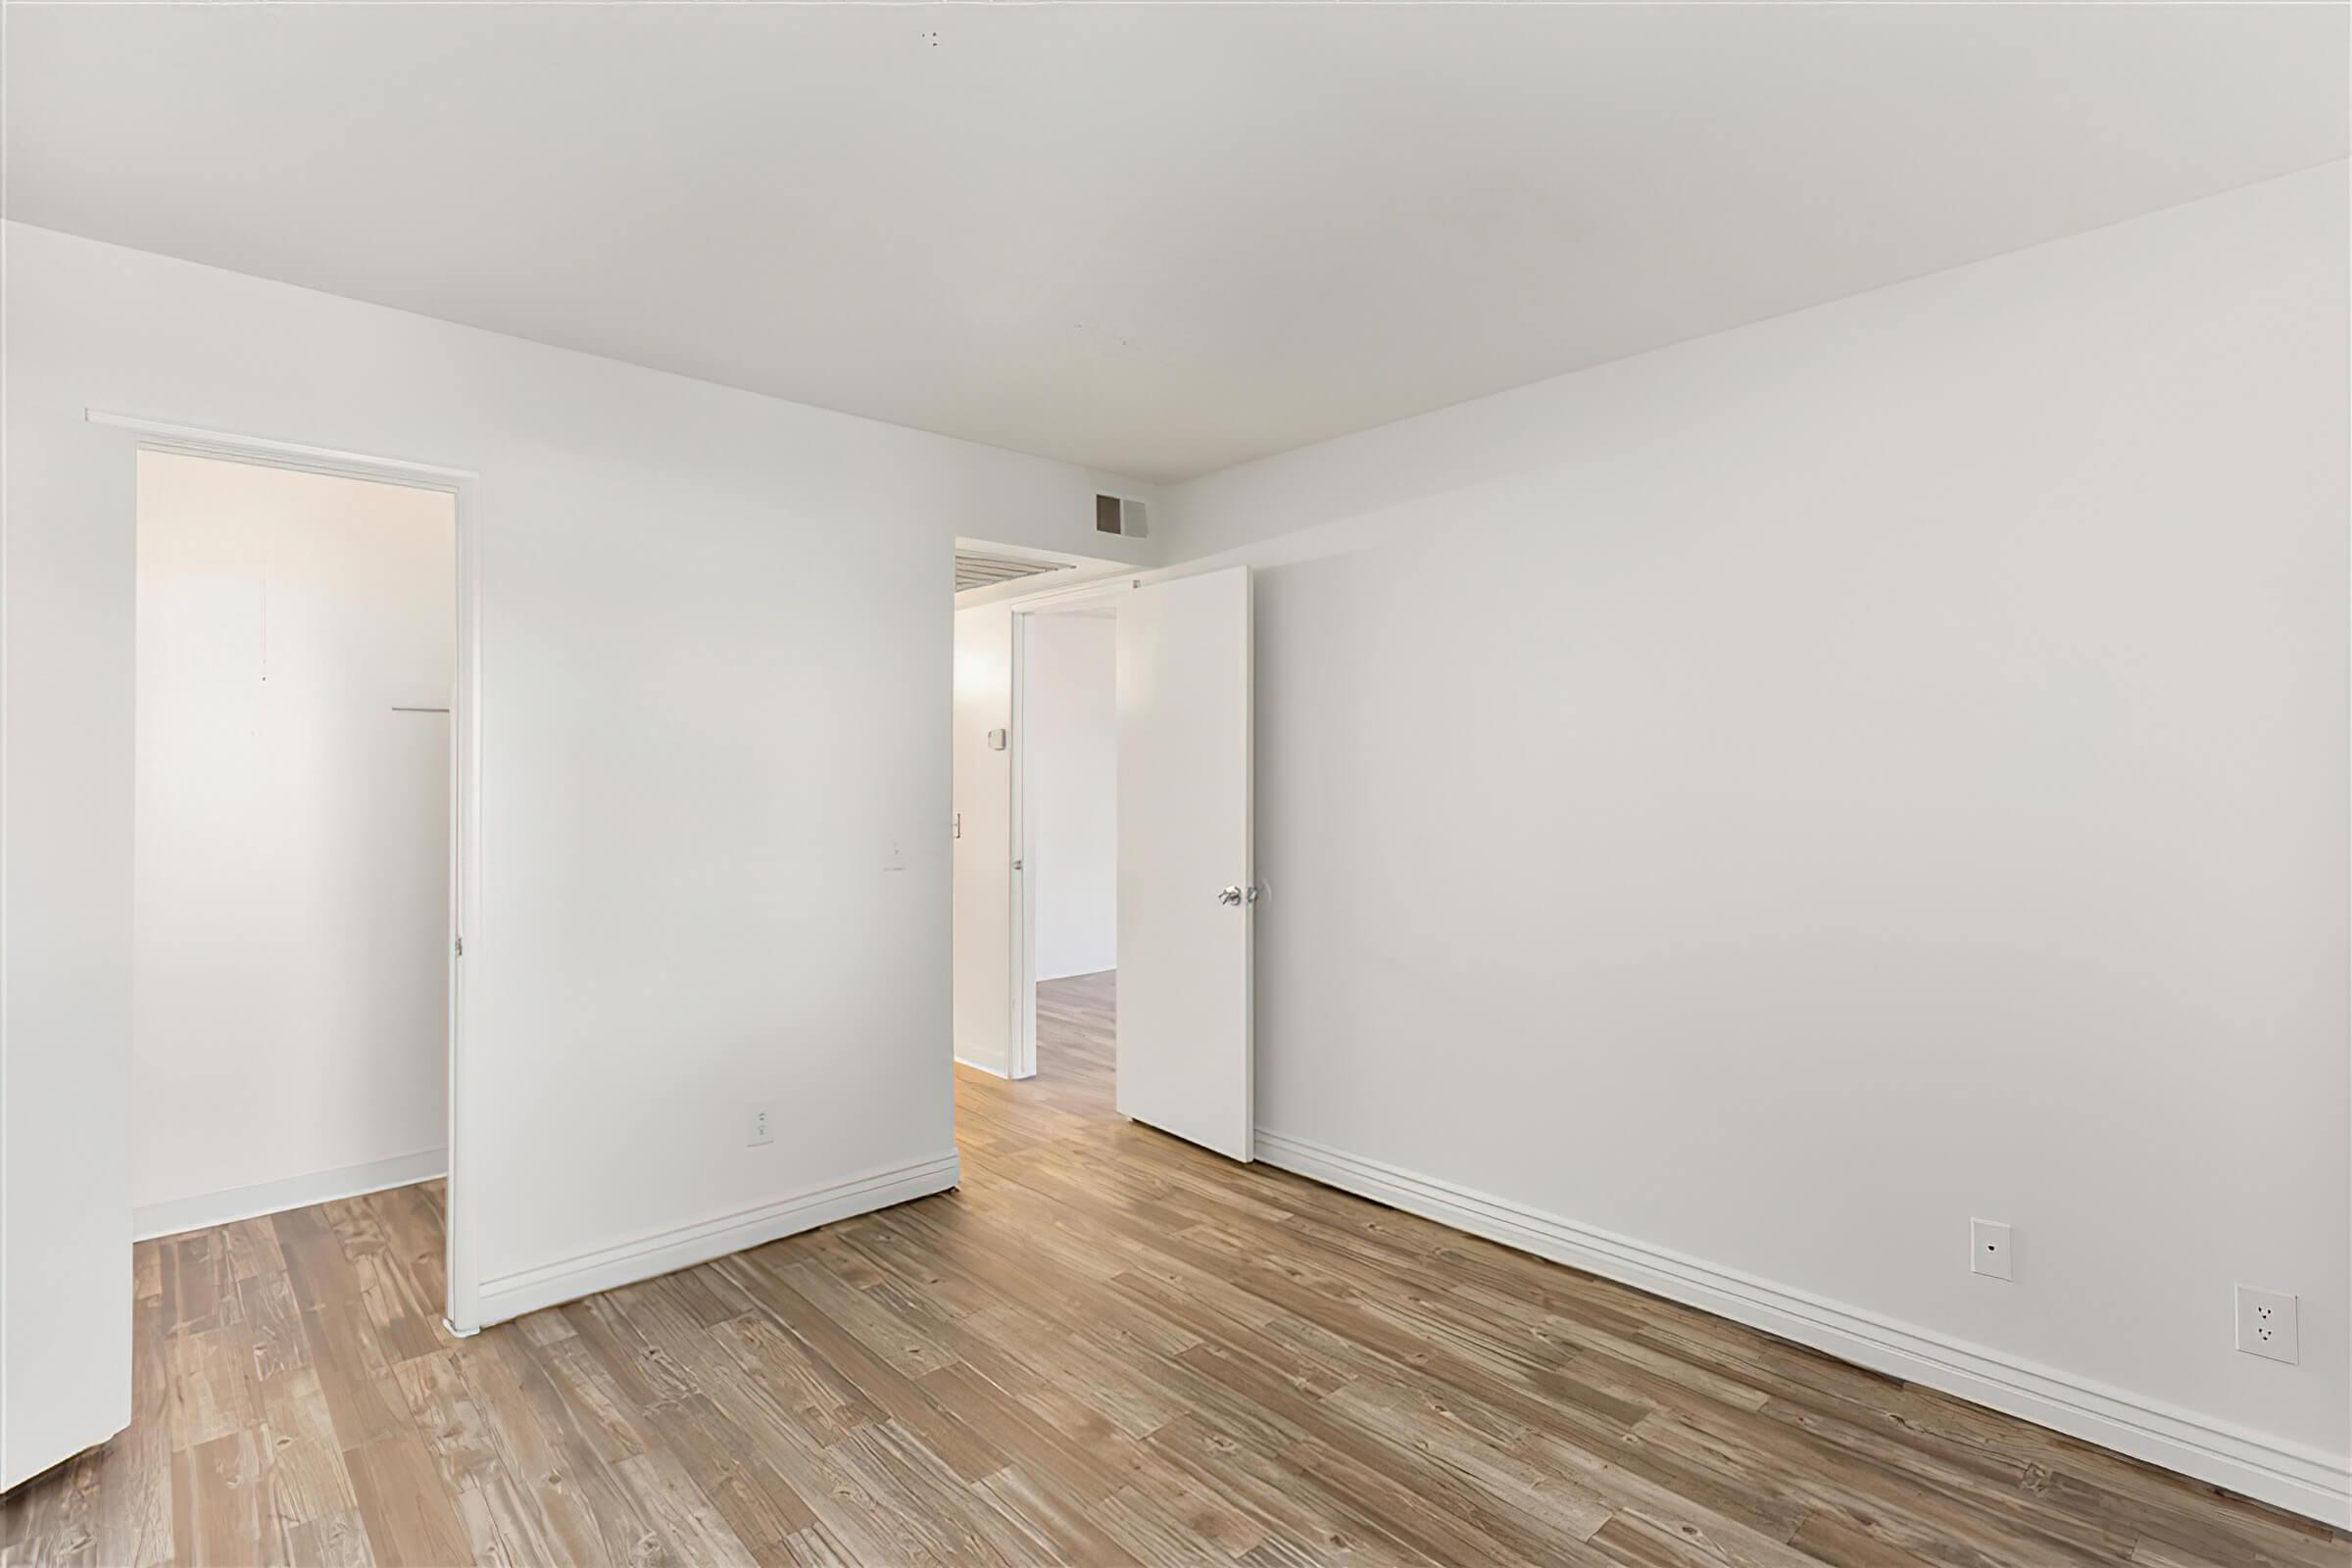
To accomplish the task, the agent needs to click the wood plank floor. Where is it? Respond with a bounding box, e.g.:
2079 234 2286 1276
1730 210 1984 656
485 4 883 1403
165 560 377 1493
6 967 2345 1566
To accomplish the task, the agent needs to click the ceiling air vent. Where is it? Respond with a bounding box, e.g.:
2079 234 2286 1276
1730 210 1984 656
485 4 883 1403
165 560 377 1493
955 550 1069 594
1097 494 1148 538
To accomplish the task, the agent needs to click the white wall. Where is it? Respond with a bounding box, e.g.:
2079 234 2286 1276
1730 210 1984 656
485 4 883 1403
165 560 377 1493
1027 612 1117 982
0 220 1156 1484
1160 166 2351 1521
133 452 454 1237
952 603 1013 1075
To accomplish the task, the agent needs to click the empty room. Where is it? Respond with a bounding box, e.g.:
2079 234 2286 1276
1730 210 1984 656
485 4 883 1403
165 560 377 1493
2 4 2347 1566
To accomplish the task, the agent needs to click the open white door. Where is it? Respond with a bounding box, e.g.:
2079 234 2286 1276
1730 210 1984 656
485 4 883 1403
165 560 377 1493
1115 566 1253 1161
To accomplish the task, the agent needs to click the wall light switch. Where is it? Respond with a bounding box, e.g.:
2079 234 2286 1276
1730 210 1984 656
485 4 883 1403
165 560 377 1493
1971 1218 2012 1281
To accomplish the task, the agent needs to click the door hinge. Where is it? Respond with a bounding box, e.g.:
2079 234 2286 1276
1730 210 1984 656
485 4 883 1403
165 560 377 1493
455 935 465 958
1012 858 1024 872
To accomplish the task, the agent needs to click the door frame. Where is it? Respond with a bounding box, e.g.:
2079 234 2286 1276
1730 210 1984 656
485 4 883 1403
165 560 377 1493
88 410 487 1337
1006 607 1036 1080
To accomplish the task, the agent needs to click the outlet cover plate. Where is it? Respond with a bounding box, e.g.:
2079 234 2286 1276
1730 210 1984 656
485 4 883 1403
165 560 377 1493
2236 1285 2298 1364
749 1104 775 1148
1971 1218 2013 1281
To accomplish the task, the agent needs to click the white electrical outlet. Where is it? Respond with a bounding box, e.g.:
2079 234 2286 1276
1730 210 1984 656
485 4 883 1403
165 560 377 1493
748 1104 775 1148
2235 1286 2298 1365
1970 1218 2013 1281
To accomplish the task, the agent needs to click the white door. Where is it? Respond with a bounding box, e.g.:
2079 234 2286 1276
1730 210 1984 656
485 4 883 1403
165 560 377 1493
1116 566 1253 1161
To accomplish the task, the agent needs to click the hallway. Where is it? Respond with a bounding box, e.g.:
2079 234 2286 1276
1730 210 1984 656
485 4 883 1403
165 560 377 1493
2 971 2340 1565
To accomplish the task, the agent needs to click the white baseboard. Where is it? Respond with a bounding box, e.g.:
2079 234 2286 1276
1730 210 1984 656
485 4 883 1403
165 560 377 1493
132 1148 447 1242
476 1151 960 1326
1253 1129 2351 1530
954 1053 1013 1079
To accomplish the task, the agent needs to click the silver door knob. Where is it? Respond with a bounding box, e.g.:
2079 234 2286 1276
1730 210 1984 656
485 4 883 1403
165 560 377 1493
1218 885 1245 906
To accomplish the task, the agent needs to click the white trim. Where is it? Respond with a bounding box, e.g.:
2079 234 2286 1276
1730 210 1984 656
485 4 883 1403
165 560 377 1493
1253 1129 2352 1529
474 1152 960 1326
949 536 1137 612
1006 609 1037 1080
94 409 486 1335
1236 569 1255 1164
1001 575 1138 615
955 1053 1013 1080
445 454 485 1337
86 411 477 484
977 550 1254 619
132 1151 446 1242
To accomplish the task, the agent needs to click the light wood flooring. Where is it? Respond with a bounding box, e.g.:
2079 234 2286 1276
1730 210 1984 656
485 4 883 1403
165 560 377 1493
5 968 2345 1565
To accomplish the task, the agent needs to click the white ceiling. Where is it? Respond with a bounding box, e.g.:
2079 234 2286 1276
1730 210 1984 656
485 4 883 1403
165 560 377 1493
7 5 2343 485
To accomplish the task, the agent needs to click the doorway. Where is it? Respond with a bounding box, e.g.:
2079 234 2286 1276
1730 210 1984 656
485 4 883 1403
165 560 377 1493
122 430 477 1334
1011 605 1119 1083
952 543 1125 1088
951 547 1257 1163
